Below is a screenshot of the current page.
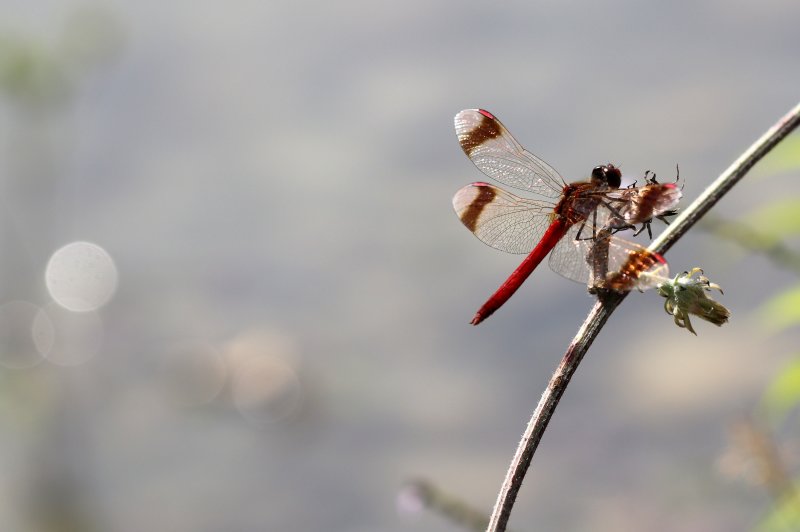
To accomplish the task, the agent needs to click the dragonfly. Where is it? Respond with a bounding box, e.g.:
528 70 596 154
452 109 682 325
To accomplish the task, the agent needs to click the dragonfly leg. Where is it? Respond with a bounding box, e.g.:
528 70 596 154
632 223 652 239
598 198 629 230
574 219 593 241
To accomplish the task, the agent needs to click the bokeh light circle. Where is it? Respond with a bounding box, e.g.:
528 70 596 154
225 330 304 425
158 342 227 407
37 302 104 366
0 301 52 369
45 241 118 312
232 355 303 425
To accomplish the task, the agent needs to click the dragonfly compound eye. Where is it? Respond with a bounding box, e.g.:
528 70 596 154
604 164 622 188
591 164 621 188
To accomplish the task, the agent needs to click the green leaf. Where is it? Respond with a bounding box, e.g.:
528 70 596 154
756 490 800 532
743 199 800 240
759 134 800 175
761 356 800 425
758 285 800 333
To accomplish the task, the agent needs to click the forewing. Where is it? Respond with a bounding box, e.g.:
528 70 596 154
453 182 553 254
455 109 565 197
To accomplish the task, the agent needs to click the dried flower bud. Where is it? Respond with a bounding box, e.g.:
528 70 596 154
657 268 731 335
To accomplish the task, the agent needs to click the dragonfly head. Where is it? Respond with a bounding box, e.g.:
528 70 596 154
591 164 622 189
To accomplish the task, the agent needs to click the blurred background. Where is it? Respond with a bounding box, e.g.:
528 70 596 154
1 1 800 531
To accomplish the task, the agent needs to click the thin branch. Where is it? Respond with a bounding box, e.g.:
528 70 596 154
486 100 800 532
649 101 800 256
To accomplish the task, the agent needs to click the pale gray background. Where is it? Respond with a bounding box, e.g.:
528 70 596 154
1 1 799 531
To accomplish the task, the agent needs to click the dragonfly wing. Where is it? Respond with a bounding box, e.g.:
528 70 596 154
547 224 592 284
603 236 670 291
455 109 566 197
601 183 683 227
453 182 553 254
547 226 669 291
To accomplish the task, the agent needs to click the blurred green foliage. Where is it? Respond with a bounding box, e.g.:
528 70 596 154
700 132 800 530
0 35 70 107
760 136 800 176
743 133 800 530
761 357 800 425
759 286 800 334
744 199 800 241
703 216 800 274
0 5 122 109
756 492 800 532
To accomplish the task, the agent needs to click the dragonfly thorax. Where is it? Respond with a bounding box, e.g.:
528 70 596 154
554 181 606 225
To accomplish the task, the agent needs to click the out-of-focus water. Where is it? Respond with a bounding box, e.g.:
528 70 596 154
0 1 799 530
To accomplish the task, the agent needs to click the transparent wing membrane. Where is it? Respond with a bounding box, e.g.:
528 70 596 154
549 226 669 291
453 183 554 254
454 109 566 197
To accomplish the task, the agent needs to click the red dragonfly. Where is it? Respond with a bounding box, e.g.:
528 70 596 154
452 109 682 325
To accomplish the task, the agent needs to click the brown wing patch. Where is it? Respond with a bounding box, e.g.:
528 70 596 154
604 249 666 292
456 183 496 232
459 111 503 156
